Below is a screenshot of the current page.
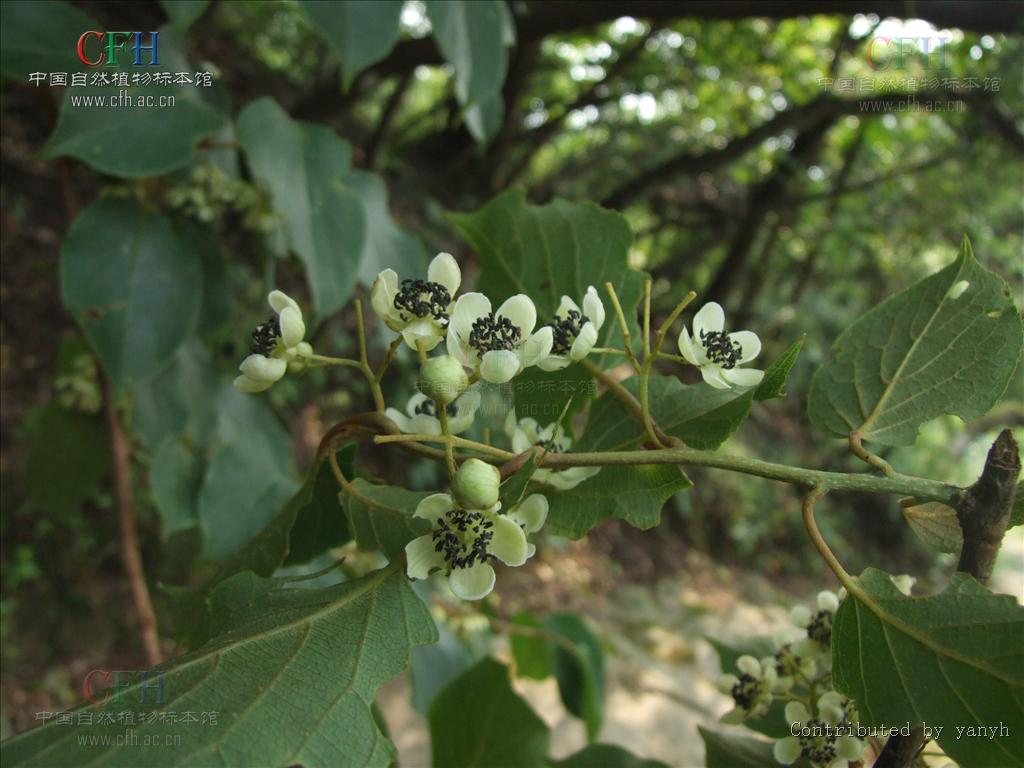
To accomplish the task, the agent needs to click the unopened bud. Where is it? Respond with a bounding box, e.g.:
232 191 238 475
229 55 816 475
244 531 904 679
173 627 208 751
452 458 501 510
418 356 467 406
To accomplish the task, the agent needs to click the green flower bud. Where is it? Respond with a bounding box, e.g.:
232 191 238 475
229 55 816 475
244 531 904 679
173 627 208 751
452 458 500 510
417 356 468 406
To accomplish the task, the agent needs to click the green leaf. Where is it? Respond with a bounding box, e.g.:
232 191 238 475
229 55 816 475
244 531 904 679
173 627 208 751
544 612 605 742
510 610 552 680
465 91 505 143
299 1 403 89
349 169 429 286
1 567 437 768
545 464 691 539
426 0 508 106
808 239 1024 446
1010 481 1024 529
902 501 963 553
429 657 550 768
42 32 226 178
0 1 96 79
150 436 203 539
197 385 299 561
160 0 209 31
500 454 538 509
833 568 1024 767
551 744 671 768
61 199 204 389
754 335 805 401
284 447 355 565
698 727 787 768
237 97 367 318
343 479 431 560
22 403 110 516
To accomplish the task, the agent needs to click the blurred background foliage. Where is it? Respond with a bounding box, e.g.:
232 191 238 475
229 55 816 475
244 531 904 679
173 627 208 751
1 0 1021 741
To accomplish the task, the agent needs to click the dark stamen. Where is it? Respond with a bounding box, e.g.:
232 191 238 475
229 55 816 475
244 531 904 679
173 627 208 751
700 329 742 369
414 399 458 418
799 719 838 763
536 436 563 453
432 509 494 569
730 673 761 710
548 309 589 356
469 313 521 354
250 315 281 355
807 609 833 647
394 279 451 325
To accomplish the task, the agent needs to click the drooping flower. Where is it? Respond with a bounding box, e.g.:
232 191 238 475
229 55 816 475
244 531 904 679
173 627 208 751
791 590 841 657
538 286 606 371
404 493 529 600
773 699 864 767
677 301 763 390
371 252 461 351
717 655 778 723
385 390 481 436
234 290 311 393
446 293 553 384
505 412 601 490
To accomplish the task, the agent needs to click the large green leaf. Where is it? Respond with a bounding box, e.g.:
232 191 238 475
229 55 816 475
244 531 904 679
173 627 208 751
150 436 204 539
510 610 552 680
410 614 472 714
349 169 429 286
552 744 671 768
41 30 226 177
0 0 96 79
343 479 431 561
61 199 204 389
545 464 691 539
237 97 367 318
0 567 437 768
284 446 355 565
832 568 1024 767
808 240 1023 446
197 385 298 561
578 342 809 452
545 612 605 742
429 657 550 768
426 1 508 119
299 1 403 88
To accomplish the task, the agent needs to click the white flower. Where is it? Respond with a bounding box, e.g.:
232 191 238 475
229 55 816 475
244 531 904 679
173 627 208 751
677 301 763 390
385 390 481 436
717 655 777 723
404 493 529 601
538 286 606 370
763 643 818 693
371 252 461 351
791 590 841 657
506 493 548 559
774 698 864 767
234 290 311 393
504 412 601 490
446 293 553 384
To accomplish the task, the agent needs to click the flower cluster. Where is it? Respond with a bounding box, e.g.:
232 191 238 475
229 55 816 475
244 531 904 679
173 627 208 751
404 459 548 600
234 290 312 392
716 588 869 768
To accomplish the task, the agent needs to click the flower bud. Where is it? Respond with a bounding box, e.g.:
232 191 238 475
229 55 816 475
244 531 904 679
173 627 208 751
452 458 500 510
417 356 467 406
287 342 314 373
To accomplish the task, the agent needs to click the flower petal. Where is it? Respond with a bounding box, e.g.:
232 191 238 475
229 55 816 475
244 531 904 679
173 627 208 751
677 326 701 365
538 466 600 491
450 292 491 342
409 414 443 435
239 354 287 384
784 701 809 724
414 493 453 524
569 322 598 361
371 270 402 328
401 318 443 352
496 294 537 336
268 290 299 314
453 389 481 418
278 306 305 348
233 374 271 393
385 407 414 433
537 354 569 371
555 295 581 318
835 737 864 761
726 331 761 364
508 493 548 533
721 367 764 388
818 590 840 613
700 365 732 389
521 326 553 367
583 286 605 329
488 515 529 566
405 535 446 579
737 655 761 677
448 562 496 600
480 349 521 384
773 737 803 766
693 302 725 337
428 252 461 295
512 427 534 454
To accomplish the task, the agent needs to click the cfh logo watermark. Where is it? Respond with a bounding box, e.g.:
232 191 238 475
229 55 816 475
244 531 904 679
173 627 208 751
76 32 160 67
865 34 952 70
82 669 166 705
